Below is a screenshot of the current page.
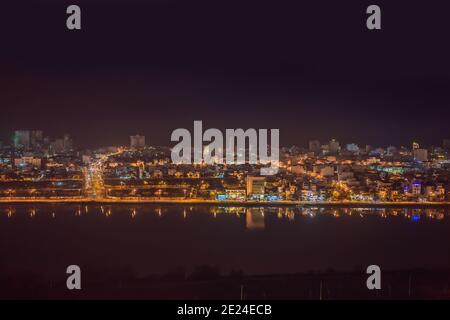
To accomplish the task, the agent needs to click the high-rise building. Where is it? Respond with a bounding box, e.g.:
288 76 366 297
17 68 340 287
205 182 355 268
346 143 359 154
13 130 31 149
443 139 450 150
328 139 340 154
30 130 44 148
246 176 265 197
50 134 73 154
413 148 428 162
130 135 145 149
63 134 73 150
50 139 65 154
386 146 398 156
308 140 321 153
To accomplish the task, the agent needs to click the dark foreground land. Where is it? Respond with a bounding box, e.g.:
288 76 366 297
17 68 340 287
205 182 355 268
1 268 450 300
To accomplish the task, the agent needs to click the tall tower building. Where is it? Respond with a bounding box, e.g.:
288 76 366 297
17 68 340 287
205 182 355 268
443 139 450 150
137 161 145 179
413 149 428 162
30 130 44 148
308 140 321 153
63 134 73 150
13 130 31 149
328 139 340 154
130 135 146 150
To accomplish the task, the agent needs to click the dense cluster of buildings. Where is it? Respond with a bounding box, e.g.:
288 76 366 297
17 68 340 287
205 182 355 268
279 138 450 202
0 130 82 198
1 130 450 203
101 136 450 203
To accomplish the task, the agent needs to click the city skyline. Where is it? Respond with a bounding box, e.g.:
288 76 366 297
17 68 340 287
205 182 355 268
2 126 450 205
2 128 450 151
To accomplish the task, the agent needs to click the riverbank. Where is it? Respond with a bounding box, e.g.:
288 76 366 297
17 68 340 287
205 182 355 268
1 198 450 207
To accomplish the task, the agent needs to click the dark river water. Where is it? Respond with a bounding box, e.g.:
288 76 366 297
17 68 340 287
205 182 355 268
1 204 450 279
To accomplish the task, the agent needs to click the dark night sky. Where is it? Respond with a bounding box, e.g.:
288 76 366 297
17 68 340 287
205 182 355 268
1 0 449 149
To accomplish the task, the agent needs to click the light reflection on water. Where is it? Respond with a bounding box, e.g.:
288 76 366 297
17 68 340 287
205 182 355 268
1 205 448 229
1 204 450 277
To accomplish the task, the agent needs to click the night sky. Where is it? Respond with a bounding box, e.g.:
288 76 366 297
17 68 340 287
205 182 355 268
1 0 449 149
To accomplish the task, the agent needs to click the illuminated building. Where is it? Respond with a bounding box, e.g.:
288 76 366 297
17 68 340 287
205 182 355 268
338 170 354 181
411 182 422 195
30 130 44 148
309 140 321 153
130 135 145 150
413 148 428 162
152 169 163 178
443 139 450 150
386 146 397 156
13 130 31 149
216 189 246 201
246 176 265 198
14 156 42 168
346 143 359 154
320 166 334 177
82 155 92 164
63 134 73 150
137 161 145 179
328 139 340 154
50 135 73 154
290 165 305 174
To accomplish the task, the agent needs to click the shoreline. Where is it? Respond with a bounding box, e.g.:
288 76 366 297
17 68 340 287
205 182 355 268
1 198 450 207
